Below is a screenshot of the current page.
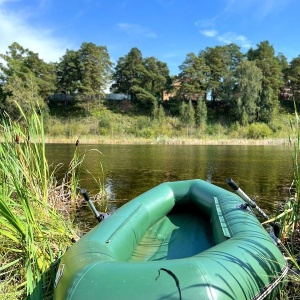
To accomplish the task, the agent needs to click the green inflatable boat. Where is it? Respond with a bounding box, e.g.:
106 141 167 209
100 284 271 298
54 179 288 300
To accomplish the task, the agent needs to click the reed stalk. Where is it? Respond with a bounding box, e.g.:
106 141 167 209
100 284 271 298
0 103 104 299
286 104 300 253
267 104 300 299
259 104 300 299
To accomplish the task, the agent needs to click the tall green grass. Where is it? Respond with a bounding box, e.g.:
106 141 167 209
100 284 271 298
0 105 99 299
264 105 300 299
283 106 300 280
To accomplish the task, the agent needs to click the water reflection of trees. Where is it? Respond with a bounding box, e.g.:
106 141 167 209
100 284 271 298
46 144 293 213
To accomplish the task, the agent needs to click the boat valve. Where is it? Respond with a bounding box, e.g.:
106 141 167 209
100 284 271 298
238 203 250 210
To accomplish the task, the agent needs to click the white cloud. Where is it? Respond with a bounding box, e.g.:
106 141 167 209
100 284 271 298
117 22 157 39
200 30 218 38
0 2 71 63
217 32 252 48
199 27 252 49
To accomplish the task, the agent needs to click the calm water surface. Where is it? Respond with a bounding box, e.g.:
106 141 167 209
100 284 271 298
46 144 294 215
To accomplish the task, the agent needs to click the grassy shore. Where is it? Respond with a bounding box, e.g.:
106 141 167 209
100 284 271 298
45 100 294 146
44 135 291 146
0 106 106 299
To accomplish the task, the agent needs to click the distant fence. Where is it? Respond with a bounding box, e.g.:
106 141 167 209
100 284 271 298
105 93 131 100
48 93 131 103
48 93 75 102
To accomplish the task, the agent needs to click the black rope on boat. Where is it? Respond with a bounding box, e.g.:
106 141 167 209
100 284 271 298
156 268 182 300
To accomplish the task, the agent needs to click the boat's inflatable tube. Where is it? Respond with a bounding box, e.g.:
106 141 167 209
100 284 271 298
54 179 287 300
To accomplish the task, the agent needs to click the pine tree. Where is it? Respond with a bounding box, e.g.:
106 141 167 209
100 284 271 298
247 41 282 123
152 100 159 120
111 48 170 107
158 104 166 125
229 60 262 124
195 96 207 129
180 100 195 135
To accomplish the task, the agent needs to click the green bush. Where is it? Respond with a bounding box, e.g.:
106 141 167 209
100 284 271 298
98 127 110 136
134 116 151 130
227 122 248 138
88 119 100 135
66 121 90 137
98 112 112 130
206 123 226 136
246 123 273 139
136 127 155 138
45 120 66 136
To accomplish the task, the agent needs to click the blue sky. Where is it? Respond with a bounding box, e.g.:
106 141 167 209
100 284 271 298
0 0 299 75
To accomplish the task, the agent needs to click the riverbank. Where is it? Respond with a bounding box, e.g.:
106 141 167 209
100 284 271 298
44 136 290 146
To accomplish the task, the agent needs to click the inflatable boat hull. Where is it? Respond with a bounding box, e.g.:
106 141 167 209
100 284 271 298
54 179 287 300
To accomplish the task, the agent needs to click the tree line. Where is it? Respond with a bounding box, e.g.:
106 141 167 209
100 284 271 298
1 40 300 125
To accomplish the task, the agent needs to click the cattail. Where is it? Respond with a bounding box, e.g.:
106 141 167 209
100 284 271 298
75 139 79 147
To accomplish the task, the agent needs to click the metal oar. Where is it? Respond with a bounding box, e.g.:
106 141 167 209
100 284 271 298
226 178 280 244
81 188 110 223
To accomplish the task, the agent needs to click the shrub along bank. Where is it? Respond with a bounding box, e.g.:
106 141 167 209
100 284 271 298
44 100 293 145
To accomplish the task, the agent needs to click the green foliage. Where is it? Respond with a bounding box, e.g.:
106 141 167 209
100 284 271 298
229 60 262 124
180 100 195 128
111 47 146 100
0 104 76 298
45 118 92 137
3 73 47 119
43 96 300 142
130 85 157 104
0 103 107 298
136 127 155 138
203 44 243 103
0 42 56 99
178 53 209 100
98 111 112 130
288 56 300 98
111 47 170 107
56 49 81 94
265 105 300 299
152 101 166 125
56 42 113 113
195 96 207 129
247 41 283 123
246 122 273 139
257 87 279 124
227 122 247 138
151 100 159 120
206 123 227 136
287 106 300 247
163 97 181 116
2 39 300 141
0 42 53 119
143 56 170 100
134 115 152 131
157 105 166 125
78 43 113 96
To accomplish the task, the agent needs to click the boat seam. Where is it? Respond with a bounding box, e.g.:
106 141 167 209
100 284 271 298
105 203 143 243
251 262 289 300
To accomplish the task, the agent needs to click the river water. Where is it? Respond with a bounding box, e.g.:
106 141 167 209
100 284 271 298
46 144 294 216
